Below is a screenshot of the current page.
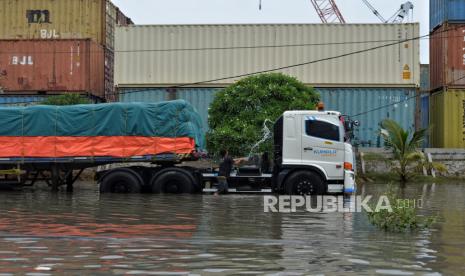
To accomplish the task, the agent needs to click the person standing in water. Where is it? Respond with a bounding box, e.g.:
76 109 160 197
216 149 245 195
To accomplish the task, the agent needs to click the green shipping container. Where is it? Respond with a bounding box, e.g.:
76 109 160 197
430 89 465 148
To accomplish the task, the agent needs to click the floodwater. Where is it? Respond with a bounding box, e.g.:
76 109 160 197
0 182 464 275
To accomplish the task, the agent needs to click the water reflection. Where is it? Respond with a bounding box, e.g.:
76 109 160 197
0 182 463 274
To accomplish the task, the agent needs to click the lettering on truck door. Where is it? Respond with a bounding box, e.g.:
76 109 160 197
301 116 345 179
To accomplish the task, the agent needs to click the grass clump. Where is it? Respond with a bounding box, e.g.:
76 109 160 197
366 185 436 232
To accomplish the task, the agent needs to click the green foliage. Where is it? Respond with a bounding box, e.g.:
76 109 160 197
423 162 448 176
41 94 92 106
367 185 435 232
380 119 427 182
207 73 319 156
362 152 386 161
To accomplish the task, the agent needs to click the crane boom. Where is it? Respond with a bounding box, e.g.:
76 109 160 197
361 0 414 24
310 0 346 23
390 2 414 23
361 0 387 23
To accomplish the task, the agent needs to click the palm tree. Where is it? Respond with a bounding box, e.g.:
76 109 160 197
380 119 427 183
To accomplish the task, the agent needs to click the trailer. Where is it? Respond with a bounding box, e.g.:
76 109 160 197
0 101 356 194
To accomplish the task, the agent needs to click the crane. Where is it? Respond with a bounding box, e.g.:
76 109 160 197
309 0 346 23
389 1 414 23
259 0 412 24
361 0 414 23
259 0 345 23
361 0 386 23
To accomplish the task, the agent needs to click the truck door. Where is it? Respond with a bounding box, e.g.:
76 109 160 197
282 113 302 164
301 116 345 179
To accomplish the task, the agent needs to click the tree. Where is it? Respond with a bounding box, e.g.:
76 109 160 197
380 119 427 182
207 73 319 156
41 94 92 105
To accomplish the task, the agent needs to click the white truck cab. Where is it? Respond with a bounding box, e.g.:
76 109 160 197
273 110 356 195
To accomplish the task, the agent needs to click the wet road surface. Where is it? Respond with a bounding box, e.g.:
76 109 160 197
0 182 464 275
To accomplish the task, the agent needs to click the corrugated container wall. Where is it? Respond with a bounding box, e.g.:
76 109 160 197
0 39 106 98
420 64 430 92
105 49 116 101
430 24 465 91
430 89 465 148
317 88 416 147
119 87 416 148
418 64 429 138
116 8 133 26
0 0 131 50
420 94 430 147
0 95 45 106
430 0 465 31
115 24 420 87
177 89 220 131
119 88 168 103
118 87 220 131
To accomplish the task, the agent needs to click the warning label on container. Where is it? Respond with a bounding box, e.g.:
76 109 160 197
403 71 411 80
403 64 411 80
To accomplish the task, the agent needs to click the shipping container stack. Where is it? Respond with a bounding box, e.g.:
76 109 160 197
419 64 430 147
429 0 465 148
115 24 420 147
0 0 132 105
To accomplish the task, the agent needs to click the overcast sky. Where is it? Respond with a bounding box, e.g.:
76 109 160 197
112 0 429 64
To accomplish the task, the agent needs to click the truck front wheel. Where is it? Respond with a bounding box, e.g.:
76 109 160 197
100 169 142 193
151 169 195 194
285 171 325 195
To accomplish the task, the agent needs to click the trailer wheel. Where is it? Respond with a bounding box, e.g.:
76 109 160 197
285 171 325 195
100 170 142 193
151 169 195 194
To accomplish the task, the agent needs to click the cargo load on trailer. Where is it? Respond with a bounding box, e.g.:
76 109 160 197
0 100 205 160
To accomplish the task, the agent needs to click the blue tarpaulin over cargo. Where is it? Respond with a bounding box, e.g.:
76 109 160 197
0 100 205 150
119 87 220 132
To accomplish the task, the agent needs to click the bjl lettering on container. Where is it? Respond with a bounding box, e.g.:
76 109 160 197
11 56 33 65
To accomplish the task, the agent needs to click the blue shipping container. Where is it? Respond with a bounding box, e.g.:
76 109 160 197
119 88 167 103
119 87 416 148
430 0 465 31
177 88 220 132
316 88 416 147
420 94 430 147
118 87 220 132
420 64 429 92
0 95 45 106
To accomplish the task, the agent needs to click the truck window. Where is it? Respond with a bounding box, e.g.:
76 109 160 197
305 120 340 142
284 116 296 138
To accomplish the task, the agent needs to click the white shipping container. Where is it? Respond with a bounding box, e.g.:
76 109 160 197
115 24 420 87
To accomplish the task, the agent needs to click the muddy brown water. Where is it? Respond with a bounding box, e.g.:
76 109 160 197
0 182 464 275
